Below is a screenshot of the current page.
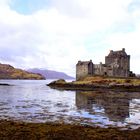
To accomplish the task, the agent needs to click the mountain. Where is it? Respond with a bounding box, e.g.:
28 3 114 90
27 68 75 79
0 63 45 80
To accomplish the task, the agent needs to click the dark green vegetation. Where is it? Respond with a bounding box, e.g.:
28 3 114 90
0 120 140 140
0 63 45 80
48 76 140 92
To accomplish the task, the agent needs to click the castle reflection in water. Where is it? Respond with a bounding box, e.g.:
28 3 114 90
76 91 140 122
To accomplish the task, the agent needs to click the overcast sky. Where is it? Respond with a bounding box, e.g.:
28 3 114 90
0 0 140 76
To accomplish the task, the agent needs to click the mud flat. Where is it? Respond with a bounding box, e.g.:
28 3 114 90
47 77 140 92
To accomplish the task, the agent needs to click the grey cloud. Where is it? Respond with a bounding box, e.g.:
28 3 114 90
0 21 43 63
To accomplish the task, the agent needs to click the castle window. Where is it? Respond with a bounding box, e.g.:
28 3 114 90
104 72 107 76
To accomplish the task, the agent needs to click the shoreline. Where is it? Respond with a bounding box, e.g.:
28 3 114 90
47 78 140 92
0 120 140 140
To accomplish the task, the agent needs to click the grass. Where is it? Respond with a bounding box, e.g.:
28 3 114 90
74 76 140 85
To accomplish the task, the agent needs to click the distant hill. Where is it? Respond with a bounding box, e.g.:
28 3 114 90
27 68 75 79
0 63 45 80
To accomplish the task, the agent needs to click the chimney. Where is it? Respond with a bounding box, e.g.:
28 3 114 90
78 60 81 64
122 48 125 52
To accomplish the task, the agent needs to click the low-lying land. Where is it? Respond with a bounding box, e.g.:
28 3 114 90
0 120 140 140
47 76 140 92
0 83 11 86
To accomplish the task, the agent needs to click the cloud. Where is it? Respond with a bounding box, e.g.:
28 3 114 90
0 0 140 76
0 0 11 6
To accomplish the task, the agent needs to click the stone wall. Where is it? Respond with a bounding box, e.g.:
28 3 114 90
76 64 88 80
76 49 132 80
105 50 130 77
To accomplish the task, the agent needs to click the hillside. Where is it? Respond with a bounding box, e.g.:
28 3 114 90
27 68 74 79
0 63 45 80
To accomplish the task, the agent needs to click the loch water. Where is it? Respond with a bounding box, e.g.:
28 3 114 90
0 80 140 129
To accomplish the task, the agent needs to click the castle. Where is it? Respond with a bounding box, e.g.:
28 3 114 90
76 48 134 80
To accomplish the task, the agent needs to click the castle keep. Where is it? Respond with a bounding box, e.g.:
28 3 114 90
76 48 134 80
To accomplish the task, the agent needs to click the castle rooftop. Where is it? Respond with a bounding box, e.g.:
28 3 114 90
77 60 92 65
107 48 128 57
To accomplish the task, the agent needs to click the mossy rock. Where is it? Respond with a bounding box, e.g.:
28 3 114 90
55 79 66 84
48 79 66 86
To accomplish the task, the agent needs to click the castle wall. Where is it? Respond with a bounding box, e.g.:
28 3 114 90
94 64 101 75
76 49 132 80
105 56 113 66
76 61 93 80
94 64 114 76
105 49 130 77
88 62 94 75
76 65 88 80
106 66 114 76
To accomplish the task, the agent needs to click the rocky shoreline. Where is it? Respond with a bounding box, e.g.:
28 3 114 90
0 120 140 140
0 83 11 86
47 77 140 92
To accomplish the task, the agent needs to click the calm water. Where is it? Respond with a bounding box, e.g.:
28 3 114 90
0 80 140 129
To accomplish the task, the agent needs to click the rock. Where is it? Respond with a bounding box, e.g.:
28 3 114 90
47 79 66 86
0 83 11 86
54 79 66 84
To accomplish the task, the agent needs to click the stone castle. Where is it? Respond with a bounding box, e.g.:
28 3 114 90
76 48 134 80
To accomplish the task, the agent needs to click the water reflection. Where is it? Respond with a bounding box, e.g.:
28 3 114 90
0 80 140 128
76 91 140 126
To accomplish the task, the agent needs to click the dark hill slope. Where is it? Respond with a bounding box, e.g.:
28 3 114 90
0 63 45 80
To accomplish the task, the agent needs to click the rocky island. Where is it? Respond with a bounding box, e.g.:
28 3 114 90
0 63 45 80
47 76 140 92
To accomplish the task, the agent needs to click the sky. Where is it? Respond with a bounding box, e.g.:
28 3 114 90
0 0 140 76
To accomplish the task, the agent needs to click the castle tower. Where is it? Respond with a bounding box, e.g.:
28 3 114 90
76 60 93 80
105 48 130 77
